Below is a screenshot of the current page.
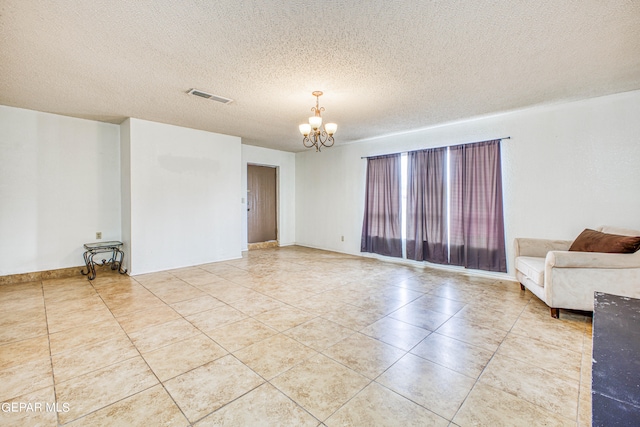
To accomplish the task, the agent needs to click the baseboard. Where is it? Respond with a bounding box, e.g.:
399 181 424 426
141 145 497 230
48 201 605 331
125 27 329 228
0 266 85 285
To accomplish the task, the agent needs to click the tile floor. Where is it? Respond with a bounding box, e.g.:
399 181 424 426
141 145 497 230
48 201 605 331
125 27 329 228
0 246 592 426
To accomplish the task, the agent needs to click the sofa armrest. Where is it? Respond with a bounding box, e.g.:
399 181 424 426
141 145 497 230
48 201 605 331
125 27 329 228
514 238 573 258
547 250 640 269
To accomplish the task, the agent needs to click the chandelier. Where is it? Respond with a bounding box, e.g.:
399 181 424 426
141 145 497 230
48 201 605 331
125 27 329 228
298 91 337 152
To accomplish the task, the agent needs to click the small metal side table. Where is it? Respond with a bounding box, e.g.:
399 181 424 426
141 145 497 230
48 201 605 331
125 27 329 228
81 241 127 280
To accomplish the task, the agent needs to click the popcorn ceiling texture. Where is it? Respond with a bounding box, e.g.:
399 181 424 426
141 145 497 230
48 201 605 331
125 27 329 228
1 0 639 152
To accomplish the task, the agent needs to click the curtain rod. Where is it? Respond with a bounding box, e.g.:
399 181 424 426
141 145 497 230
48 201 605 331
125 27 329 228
360 136 511 159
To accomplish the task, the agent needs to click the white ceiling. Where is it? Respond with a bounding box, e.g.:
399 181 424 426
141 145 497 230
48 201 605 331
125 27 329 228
1 1 639 152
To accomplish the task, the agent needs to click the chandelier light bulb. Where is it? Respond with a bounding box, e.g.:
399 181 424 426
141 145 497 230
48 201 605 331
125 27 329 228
299 123 311 136
309 116 322 130
325 123 337 135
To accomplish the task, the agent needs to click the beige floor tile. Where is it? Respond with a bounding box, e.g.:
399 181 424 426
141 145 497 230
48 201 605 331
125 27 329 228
377 286 425 305
0 308 48 345
360 316 431 351
46 305 115 334
195 383 319 427
202 283 260 304
164 354 264 423
321 303 383 331
479 353 580 420
429 283 484 303
581 345 592 387
326 382 449 427
253 306 317 332
0 357 53 402
323 333 405 379
131 271 176 285
100 291 168 318
147 281 208 304
347 294 407 316
130 318 201 353
393 276 441 293
234 333 317 380
435 316 508 352
497 334 582 381
259 286 318 305
44 293 106 314
229 293 286 317
143 333 228 381
170 268 223 287
510 309 586 351
453 383 575 427
410 333 494 379
271 353 370 422
48 318 126 355
389 303 452 331
0 293 44 313
412 294 467 315
64 384 189 427
170 295 225 316
0 335 50 371
377 353 475 420
198 263 245 277
94 279 154 296
186 305 248 334
578 385 592 427
43 285 97 304
56 356 158 424
116 304 182 334
292 293 346 315
206 318 278 352
52 334 138 383
0 385 57 427
453 304 522 332
284 317 355 351
0 281 43 297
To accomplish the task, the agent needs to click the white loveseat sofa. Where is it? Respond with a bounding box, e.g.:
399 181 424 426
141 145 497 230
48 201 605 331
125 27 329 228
514 226 640 318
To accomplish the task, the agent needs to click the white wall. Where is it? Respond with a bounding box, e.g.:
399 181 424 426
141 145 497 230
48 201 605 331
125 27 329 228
295 90 640 276
124 118 242 274
0 105 121 275
241 144 296 250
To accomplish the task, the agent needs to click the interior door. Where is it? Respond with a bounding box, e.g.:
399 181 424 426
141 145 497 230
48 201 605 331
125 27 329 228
247 165 277 244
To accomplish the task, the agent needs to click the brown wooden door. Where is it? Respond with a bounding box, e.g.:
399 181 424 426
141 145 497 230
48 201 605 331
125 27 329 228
247 165 277 243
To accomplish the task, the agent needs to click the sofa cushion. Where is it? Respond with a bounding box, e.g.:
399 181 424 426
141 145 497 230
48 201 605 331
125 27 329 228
569 229 640 254
515 256 545 286
599 226 640 237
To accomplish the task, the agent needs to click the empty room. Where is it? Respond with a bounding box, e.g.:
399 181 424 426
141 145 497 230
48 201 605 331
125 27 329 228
1 1 640 426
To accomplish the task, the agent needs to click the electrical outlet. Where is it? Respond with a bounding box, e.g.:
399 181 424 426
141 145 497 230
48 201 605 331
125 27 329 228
96 232 102 240
341 235 344 242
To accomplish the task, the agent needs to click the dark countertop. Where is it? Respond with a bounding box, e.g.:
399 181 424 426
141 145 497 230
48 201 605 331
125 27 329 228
592 291 640 426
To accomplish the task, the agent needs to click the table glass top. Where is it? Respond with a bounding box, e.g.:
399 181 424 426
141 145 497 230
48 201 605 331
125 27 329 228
83 241 123 250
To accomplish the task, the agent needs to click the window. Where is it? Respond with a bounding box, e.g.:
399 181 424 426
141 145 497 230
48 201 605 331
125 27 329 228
362 140 506 272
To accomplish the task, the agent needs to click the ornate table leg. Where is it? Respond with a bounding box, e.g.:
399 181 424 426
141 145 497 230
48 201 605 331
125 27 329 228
80 250 97 280
113 248 128 275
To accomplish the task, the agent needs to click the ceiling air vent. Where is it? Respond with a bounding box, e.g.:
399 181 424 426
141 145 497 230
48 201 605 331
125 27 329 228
187 88 233 104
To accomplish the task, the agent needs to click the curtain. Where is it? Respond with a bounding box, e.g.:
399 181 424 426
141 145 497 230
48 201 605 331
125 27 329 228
360 154 402 258
406 147 448 263
449 140 507 272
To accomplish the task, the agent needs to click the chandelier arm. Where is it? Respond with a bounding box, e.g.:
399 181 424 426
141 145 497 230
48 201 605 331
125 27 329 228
302 135 317 149
320 135 335 149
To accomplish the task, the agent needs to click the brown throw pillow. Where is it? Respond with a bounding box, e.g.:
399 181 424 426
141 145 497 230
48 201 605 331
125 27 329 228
569 229 640 253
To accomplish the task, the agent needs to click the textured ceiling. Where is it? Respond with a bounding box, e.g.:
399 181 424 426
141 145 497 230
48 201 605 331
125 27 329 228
1 1 639 152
